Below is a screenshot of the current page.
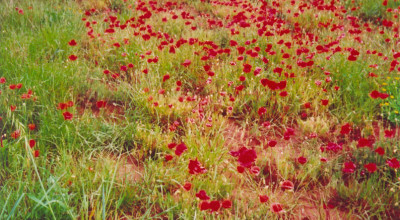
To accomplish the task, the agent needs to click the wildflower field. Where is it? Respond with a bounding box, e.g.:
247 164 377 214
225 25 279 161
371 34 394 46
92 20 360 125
1 0 400 219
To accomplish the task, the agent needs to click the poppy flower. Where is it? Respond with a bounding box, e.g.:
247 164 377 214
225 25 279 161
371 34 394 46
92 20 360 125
321 99 329 106
68 55 77 61
175 143 188 156
34 150 40 158
165 154 173 161
258 107 267 116
28 124 36 130
162 74 170 82
181 60 191 67
68 39 77 46
188 158 207 174
250 166 260 175
340 123 352 135
375 147 385 156
29 139 36 148
10 105 16 112
270 203 284 213
183 182 192 191
268 140 277 147
209 201 220 212
196 190 210 200
11 130 20 139
221 200 232 209
297 156 307 165
364 163 377 173
96 100 106 108
199 201 210 211
237 166 245 173
342 161 356 173
236 147 257 168
0 77 5 84
281 180 294 190
384 129 395 138
63 111 73 120
387 158 400 169
259 195 269 203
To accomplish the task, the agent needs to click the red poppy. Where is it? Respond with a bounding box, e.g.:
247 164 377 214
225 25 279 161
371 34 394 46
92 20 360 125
0 77 6 84
188 158 207 174
11 130 20 139
29 139 36 148
196 190 210 200
165 154 173 161
183 182 192 191
28 124 36 130
34 150 40 158
221 200 232 209
374 147 385 156
340 123 352 135
297 156 307 165
259 195 269 203
387 158 400 169
321 99 329 106
364 163 377 173
181 60 191 67
209 201 220 212
258 107 267 116
63 111 73 120
175 143 188 156
69 55 77 61
342 161 356 173
199 201 209 211
281 180 294 190
96 100 106 108
162 74 170 82
270 203 284 213
237 166 245 173
68 39 77 46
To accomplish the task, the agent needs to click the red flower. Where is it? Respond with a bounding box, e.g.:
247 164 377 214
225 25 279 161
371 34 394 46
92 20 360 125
29 139 36 148
281 180 294 190
0 77 6 84
384 129 396 138
183 182 192 191
387 158 400 169
364 163 377 173
181 59 191 67
209 201 220 212
259 195 269 203
68 39 77 46
237 148 257 168
34 150 40 158
250 166 260 175
357 137 374 148
162 74 170 82
374 147 385 156
10 105 17 112
28 124 36 130
243 63 252 73
63 111 73 120
342 161 356 173
165 154 173 161
340 123 352 135
321 99 329 106
270 203 284 213
199 201 209 211
175 143 188 156
258 107 267 116
221 200 232 209
69 55 77 61
297 156 307 165
11 130 20 139
96 100 106 108
196 190 210 200
188 158 207 174
268 140 277 147
237 166 245 173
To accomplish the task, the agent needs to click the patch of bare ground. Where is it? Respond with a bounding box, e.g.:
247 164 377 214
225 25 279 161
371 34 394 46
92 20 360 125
76 92 125 121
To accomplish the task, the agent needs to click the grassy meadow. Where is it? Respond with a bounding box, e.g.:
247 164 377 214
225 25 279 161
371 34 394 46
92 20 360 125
1 0 400 219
